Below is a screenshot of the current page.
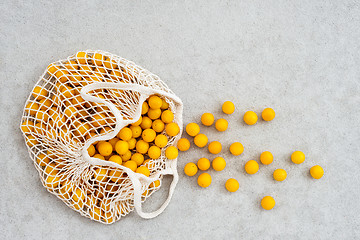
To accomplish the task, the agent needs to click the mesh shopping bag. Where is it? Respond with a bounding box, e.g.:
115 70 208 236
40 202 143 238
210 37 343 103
20 50 183 223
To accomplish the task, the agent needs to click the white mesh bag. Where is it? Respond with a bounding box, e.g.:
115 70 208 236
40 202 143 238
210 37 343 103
20 50 183 224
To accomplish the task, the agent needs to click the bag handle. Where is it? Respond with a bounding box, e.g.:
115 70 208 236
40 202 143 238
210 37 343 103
80 81 183 219
132 157 179 219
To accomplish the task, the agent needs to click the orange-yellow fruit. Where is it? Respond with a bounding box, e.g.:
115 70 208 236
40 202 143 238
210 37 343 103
69 73 82 83
155 134 168 148
33 122 46 135
94 168 108 182
35 110 49 122
55 69 70 83
201 113 214 126
229 142 244 156
110 69 122 80
291 151 305 164
148 146 161 159
45 176 60 189
197 173 212 188
76 51 88 64
26 135 38 148
215 118 228 132
118 127 133 141
115 140 129 155
177 138 190 151
72 188 85 205
93 154 105 160
21 120 34 134
212 157 226 171
165 122 180 137
131 153 144 166
136 140 149 154
260 151 273 165
310 165 324 179
152 119 165 132
142 128 156 142
104 57 117 69
26 102 39 116
143 159 155 169
92 113 106 127
140 116 152 129
123 160 137 172
87 145 96 157
165 146 178 159
197 158 210 171
150 180 161 188
148 108 162 120
93 53 104 66
262 108 275 121
47 64 59 75
184 163 198 176
127 138 136 150
208 141 222 154
97 142 113 157
222 101 235 114
108 137 119 149
90 206 102 220
148 95 162 109
194 134 208 148
273 169 287 181
225 178 239 192
32 86 48 100
64 106 77 118
261 196 275 210
161 110 174 123
186 123 200 137
141 102 149 115
130 125 142 138
109 155 122 165
161 99 169 110
243 111 258 125
36 153 50 167
132 116 142 126
121 150 132 162
136 166 150 177
38 98 52 111
244 160 259 174
64 60 78 70
75 122 90 136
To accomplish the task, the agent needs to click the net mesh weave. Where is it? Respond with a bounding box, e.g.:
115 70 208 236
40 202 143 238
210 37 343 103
19 50 182 224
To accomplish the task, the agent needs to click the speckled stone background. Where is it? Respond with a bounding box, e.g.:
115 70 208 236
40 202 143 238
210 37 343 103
1 0 360 239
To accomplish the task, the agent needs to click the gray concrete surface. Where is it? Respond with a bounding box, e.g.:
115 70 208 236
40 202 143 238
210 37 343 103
1 0 360 239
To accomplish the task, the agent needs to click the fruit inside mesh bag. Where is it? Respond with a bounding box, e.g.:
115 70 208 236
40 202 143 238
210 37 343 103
20 50 183 223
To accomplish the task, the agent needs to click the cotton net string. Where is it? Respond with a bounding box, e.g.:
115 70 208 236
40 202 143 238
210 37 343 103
20 50 183 224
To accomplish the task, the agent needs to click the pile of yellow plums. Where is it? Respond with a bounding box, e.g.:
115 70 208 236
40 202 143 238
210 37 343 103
21 51 187 222
87 95 179 176
179 101 324 210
